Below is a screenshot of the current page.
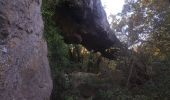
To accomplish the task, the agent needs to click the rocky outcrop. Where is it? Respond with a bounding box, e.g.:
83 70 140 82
62 71 125 100
0 0 52 100
54 0 150 86
54 0 127 59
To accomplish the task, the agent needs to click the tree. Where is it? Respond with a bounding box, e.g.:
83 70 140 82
111 0 170 57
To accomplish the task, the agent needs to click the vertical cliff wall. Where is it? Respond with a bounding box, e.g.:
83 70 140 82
0 0 52 100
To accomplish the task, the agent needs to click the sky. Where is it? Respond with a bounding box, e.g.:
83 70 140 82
101 0 125 16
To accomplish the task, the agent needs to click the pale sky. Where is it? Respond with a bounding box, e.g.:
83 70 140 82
101 0 125 15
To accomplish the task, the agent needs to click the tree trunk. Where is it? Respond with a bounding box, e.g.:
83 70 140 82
0 0 52 100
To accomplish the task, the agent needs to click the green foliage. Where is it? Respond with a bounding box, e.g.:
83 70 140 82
42 0 170 99
95 88 150 100
42 0 69 70
42 0 71 99
108 0 170 100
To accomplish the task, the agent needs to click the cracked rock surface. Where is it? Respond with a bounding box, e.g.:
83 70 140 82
0 0 52 100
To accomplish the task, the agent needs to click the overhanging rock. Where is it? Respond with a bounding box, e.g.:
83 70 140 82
54 0 126 59
54 0 150 86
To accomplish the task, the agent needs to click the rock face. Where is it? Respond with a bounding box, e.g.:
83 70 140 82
54 0 126 59
0 0 52 100
54 0 150 86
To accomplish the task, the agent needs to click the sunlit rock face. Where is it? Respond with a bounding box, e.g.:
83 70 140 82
54 0 124 59
0 0 52 100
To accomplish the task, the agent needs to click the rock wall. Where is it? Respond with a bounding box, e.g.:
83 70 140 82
0 0 52 100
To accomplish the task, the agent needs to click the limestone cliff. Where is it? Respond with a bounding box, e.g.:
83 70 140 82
0 0 52 100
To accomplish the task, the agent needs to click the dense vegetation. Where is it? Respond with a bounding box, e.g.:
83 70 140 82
42 0 170 100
